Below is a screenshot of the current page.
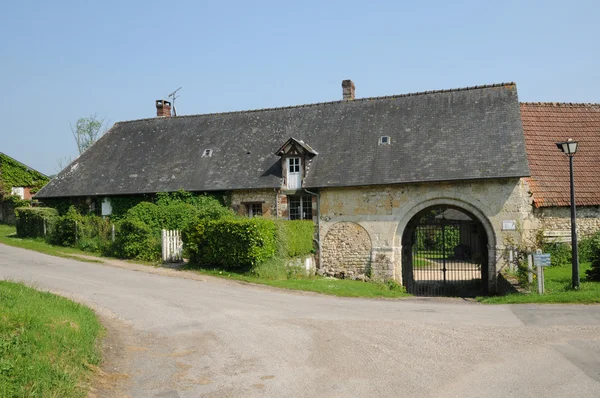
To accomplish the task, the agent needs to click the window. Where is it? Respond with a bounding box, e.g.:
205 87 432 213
11 187 25 199
288 195 312 220
247 203 263 218
288 157 300 173
379 136 391 145
202 149 212 157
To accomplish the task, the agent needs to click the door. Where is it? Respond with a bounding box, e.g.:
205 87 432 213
287 157 302 189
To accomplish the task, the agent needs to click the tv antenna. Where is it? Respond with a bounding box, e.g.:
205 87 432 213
168 87 182 116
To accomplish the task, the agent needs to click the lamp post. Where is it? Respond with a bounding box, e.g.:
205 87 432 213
555 139 579 289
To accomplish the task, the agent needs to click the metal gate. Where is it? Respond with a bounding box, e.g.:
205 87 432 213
403 208 486 296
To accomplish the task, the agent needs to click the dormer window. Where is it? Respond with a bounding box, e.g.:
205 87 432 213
275 137 318 191
202 149 212 157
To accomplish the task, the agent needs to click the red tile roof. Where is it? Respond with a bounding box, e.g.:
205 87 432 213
521 102 600 207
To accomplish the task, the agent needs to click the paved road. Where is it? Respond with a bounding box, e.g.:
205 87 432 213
1 244 600 398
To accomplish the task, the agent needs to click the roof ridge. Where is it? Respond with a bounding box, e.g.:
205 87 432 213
117 82 517 125
521 102 600 107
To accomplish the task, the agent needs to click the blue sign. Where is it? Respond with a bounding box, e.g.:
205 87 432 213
533 253 551 267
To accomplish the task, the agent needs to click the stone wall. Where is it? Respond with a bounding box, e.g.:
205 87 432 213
318 178 533 291
533 206 600 239
321 222 371 278
230 189 278 218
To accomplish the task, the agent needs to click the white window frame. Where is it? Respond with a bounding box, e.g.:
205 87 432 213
288 195 312 220
11 187 25 199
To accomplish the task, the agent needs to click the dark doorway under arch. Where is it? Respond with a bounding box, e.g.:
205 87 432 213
401 205 489 296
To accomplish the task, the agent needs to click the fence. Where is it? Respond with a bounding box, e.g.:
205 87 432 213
161 229 183 263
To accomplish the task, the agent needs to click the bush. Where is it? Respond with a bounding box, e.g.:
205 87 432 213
275 220 315 257
45 206 111 253
185 218 277 270
579 231 600 263
112 218 160 262
14 207 58 238
542 241 572 267
47 206 84 246
585 233 600 281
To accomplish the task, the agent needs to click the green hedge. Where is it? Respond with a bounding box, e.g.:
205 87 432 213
275 220 315 257
112 219 160 261
15 207 58 238
184 218 277 270
184 218 315 270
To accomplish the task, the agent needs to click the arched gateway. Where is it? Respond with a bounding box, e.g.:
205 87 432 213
401 205 490 296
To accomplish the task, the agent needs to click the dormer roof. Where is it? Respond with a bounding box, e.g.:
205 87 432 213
275 138 318 157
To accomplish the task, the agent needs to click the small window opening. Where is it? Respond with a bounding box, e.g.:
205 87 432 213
202 149 213 157
247 203 263 218
379 136 390 145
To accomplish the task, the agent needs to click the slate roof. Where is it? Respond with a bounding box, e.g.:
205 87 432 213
36 83 530 198
521 102 600 207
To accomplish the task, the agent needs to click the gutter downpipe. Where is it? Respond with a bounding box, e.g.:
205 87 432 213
274 188 279 219
304 188 321 268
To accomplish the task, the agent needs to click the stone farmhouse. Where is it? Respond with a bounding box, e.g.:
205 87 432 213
35 81 600 294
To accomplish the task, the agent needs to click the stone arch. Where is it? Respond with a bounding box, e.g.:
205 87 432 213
394 197 497 292
321 222 372 278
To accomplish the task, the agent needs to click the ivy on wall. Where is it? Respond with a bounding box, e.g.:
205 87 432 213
0 153 49 197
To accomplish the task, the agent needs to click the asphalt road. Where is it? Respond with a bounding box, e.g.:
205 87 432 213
1 244 600 398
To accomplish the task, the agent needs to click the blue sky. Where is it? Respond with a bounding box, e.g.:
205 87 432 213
1 0 598 175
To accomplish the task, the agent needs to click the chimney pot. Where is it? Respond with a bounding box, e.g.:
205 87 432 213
342 79 355 100
156 99 172 117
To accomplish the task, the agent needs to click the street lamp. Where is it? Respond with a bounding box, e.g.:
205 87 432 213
555 138 579 289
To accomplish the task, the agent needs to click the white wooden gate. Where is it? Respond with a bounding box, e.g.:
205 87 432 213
161 229 183 263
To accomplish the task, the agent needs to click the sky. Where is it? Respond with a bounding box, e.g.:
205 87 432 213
1 0 598 175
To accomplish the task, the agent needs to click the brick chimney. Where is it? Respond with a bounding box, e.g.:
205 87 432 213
342 80 355 100
156 99 172 117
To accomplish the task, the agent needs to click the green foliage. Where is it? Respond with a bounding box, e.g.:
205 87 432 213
14 207 58 238
579 231 600 263
42 198 89 215
47 206 83 246
415 225 460 252
274 220 315 257
71 114 107 154
2 195 30 209
186 218 277 270
584 232 600 281
108 195 148 219
0 281 102 397
112 219 160 261
542 241 572 267
110 191 232 261
0 153 49 197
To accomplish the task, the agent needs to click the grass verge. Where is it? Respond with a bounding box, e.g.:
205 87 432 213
0 281 103 397
185 266 410 298
479 262 600 304
0 224 103 263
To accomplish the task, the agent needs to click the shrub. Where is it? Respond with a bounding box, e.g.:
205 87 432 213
112 219 161 262
185 217 277 270
14 207 58 238
585 233 600 281
275 220 315 257
579 231 600 263
47 206 84 246
542 241 572 267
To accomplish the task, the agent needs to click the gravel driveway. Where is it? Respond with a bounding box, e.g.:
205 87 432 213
1 244 599 398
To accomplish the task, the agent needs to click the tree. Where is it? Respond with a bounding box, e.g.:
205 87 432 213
71 114 108 155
